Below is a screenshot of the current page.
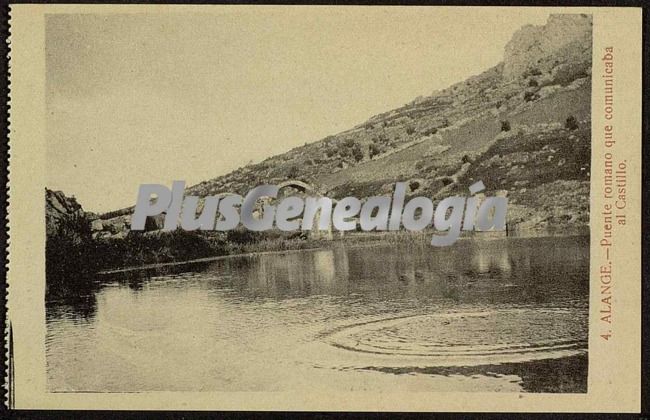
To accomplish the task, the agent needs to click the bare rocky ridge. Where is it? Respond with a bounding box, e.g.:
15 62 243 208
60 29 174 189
503 14 592 80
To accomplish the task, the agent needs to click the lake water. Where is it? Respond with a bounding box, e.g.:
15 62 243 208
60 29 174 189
46 235 589 393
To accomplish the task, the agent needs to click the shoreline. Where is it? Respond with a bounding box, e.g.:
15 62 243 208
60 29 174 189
97 228 588 275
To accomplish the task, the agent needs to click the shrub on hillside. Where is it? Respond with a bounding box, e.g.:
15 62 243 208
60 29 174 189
352 144 364 162
524 67 542 77
369 143 382 159
523 91 540 102
565 115 579 131
501 120 511 132
409 180 421 191
286 165 300 178
373 133 389 144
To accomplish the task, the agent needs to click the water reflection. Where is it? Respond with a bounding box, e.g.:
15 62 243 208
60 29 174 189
46 235 589 392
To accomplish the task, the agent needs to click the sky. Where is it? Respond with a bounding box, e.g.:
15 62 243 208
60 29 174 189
45 7 549 212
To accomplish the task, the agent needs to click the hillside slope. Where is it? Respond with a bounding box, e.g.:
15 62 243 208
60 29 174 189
96 13 592 234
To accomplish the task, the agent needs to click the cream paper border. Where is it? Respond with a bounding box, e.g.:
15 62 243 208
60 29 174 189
7 5 642 412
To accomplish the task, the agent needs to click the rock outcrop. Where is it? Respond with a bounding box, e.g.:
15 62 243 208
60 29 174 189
503 14 592 80
45 188 89 237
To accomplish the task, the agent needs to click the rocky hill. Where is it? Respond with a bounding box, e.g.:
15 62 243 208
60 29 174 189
46 188 91 238
503 14 592 80
92 13 592 235
182 14 592 229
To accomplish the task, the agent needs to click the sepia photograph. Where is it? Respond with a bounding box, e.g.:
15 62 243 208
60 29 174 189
41 9 594 394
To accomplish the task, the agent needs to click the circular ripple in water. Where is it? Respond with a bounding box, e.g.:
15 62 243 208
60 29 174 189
324 308 587 366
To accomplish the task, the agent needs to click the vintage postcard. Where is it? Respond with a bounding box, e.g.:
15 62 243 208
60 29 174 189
6 5 642 412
